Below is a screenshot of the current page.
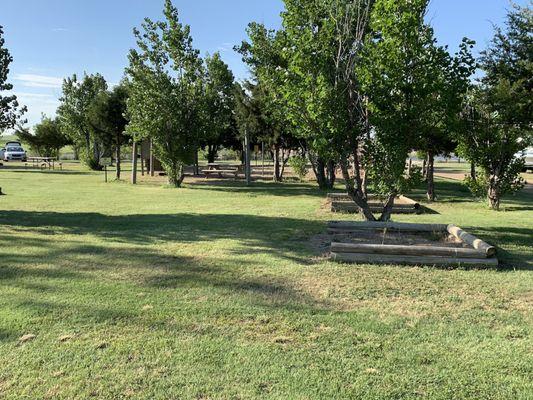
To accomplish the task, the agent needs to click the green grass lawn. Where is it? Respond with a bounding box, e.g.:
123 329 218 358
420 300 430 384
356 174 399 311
0 163 532 399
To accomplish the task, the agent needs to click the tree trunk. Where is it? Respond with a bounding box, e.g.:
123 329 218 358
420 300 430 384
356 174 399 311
131 142 138 185
168 163 185 188
470 163 476 181
273 144 282 182
207 145 218 164
379 193 397 222
340 160 376 221
115 137 121 180
422 157 427 181
194 149 199 176
313 157 335 190
150 139 155 177
426 151 436 202
488 181 500 211
244 131 251 186
327 160 336 188
315 158 328 189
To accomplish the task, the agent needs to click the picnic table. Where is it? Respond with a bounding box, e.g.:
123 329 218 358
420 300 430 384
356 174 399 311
28 157 57 170
202 163 244 179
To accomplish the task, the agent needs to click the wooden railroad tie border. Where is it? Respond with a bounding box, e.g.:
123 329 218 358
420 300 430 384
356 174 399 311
327 194 422 214
331 252 499 267
327 221 497 267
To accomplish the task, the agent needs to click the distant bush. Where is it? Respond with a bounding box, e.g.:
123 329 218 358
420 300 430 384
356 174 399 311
464 170 525 202
289 156 309 181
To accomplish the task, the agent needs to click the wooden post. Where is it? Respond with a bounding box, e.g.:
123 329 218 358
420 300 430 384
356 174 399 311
131 142 138 185
149 139 155 177
245 129 251 186
261 142 265 177
194 148 199 176
104 165 108 183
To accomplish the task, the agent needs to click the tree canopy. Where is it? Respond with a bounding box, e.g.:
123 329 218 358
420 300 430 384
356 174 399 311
16 116 71 158
0 25 26 134
57 73 108 170
458 3 532 210
126 0 203 187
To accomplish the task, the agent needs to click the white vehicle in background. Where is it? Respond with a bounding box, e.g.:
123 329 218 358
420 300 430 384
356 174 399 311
1 142 27 162
516 147 533 172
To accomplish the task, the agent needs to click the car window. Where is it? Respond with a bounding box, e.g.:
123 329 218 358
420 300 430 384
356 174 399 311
6 147 23 152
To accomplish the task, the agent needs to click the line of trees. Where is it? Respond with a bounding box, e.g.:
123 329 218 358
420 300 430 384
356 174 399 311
236 0 531 215
1 1 531 213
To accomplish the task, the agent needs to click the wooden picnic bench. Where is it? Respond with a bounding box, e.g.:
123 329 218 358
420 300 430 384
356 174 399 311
202 163 244 179
28 157 57 170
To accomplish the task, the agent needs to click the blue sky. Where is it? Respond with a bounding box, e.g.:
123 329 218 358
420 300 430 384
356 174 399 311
1 0 526 128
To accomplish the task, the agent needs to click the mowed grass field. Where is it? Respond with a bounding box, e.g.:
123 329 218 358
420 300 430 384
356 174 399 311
0 163 532 399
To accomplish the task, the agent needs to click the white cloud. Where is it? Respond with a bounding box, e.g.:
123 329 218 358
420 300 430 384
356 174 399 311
217 42 234 52
12 92 60 127
52 28 69 32
14 74 63 89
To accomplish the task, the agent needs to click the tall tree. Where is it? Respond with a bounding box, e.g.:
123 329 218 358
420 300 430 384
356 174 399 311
88 83 130 180
458 3 532 210
0 25 26 133
126 0 203 187
16 117 71 158
237 23 300 183
57 73 108 170
415 39 476 202
357 0 463 218
201 53 236 163
234 80 298 182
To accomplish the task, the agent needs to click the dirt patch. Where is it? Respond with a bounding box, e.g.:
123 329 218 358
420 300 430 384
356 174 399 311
310 230 467 256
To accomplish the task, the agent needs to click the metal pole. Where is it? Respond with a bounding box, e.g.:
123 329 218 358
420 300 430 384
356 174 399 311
245 129 251 186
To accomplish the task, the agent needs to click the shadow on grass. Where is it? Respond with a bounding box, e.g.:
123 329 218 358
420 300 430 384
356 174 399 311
0 226 340 343
0 210 324 251
186 180 329 198
0 211 337 338
472 226 533 271
0 168 93 176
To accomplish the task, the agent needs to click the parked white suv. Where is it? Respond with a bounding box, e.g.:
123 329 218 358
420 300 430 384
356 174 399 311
1 142 27 162
517 147 533 172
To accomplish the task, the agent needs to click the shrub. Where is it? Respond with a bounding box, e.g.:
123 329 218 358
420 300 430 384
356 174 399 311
289 156 309 181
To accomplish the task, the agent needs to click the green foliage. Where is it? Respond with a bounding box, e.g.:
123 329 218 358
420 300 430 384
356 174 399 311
88 83 129 149
16 117 71 158
359 0 449 196
464 169 525 201
236 22 299 177
87 82 130 178
57 73 108 170
126 0 203 187
200 53 237 161
366 143 424 196
288 155 308 181
0 25 26 133
458 3 532 210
